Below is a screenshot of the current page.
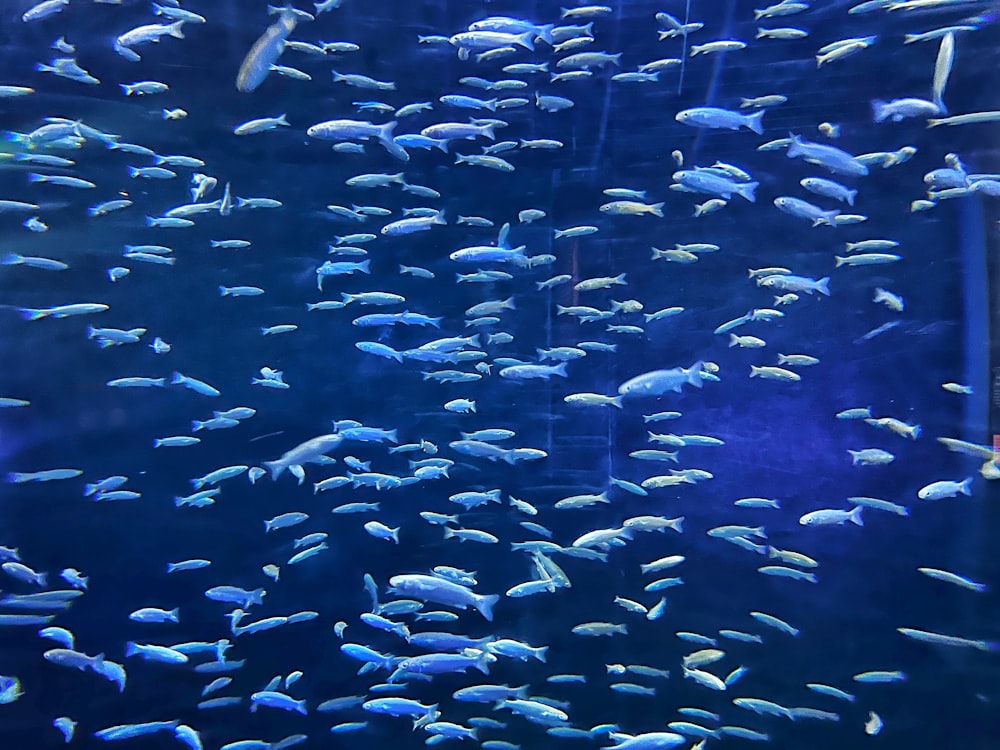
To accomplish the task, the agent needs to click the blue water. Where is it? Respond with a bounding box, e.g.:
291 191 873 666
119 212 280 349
1 1 999 749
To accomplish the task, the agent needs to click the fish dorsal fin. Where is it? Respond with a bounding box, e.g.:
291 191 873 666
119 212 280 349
497 222 510 249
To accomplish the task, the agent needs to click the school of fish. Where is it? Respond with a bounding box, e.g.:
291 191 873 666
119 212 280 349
1 0 998 749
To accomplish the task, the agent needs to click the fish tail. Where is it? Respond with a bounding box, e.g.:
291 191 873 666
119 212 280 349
376 120 397 145
515 31 535 51
871 99 890 123
262 460 284 480
785 133 802 158
849 506 864 527
475 593 499 621
739 181 759 203
746 110 765 135
687 361 704 388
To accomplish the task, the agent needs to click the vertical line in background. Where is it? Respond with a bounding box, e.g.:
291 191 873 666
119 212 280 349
959 198 989 438
588 3 621 174
691 0 738 161
678 0 691 95
589 4 622 478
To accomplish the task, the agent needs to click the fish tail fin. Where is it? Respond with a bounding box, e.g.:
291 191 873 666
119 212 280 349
18 307 48 320
262 460 284 480
785 132 802 158
536 23 555 45
746 110 765 135
816 277 831 295
515 31 535 51
169 20 186 39
871 99 888 123
739 181 759 203
376 120 397 145
124 642 138 658
817 209 840 227
959 477 973 496
475 593 499 621
850 506 864 527
650 202 665 217
687 361 704 388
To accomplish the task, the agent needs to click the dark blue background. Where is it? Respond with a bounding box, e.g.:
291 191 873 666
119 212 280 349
0 0 998 748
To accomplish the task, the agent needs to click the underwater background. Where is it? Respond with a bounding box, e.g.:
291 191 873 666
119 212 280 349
0 0 999 748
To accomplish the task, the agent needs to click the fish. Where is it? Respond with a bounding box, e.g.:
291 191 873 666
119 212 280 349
236 10 297 92
0 5 991 749
675 107 765 134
